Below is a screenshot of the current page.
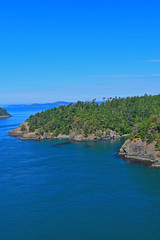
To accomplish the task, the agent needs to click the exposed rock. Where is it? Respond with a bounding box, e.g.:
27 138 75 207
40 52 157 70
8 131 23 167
9 122 30 137
119 138 160 167
9 122 122 142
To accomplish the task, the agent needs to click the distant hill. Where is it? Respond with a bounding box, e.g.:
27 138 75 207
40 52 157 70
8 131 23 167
6 101 72 108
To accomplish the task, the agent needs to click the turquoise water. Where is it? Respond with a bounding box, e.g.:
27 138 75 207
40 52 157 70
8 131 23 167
1 107 160 240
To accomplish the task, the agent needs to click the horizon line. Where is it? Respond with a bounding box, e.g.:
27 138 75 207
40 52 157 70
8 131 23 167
86 74 160 78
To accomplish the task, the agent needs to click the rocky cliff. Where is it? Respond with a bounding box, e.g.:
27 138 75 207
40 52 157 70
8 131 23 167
119 138 160 167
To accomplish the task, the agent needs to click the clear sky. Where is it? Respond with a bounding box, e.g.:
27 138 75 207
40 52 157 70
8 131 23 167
0 0 160 104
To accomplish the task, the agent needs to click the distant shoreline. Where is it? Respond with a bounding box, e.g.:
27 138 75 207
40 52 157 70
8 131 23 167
0 115 11 119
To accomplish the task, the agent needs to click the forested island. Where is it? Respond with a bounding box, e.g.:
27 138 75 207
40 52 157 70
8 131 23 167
0 107 11 119
9 94 160 167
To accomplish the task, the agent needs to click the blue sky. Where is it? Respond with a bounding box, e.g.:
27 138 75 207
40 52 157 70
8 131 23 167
0 0 160 104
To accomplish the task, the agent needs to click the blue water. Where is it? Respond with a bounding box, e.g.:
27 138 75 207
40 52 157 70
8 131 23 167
1 107 160 240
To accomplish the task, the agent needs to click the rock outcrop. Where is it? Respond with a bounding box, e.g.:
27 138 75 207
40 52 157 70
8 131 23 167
119 138 160 167
9 122 122 141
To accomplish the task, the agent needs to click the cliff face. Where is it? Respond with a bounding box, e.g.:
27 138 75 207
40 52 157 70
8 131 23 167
119 139 160 167
8 122 121 141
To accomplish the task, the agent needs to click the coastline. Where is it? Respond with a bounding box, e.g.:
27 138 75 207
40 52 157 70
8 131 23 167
8 121 127 141
8 122 160 168
119 139 160 167
0 115 11 119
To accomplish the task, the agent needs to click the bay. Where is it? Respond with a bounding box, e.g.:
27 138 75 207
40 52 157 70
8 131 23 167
0 107 160 240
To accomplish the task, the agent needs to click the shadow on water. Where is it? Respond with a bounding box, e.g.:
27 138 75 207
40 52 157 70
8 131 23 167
52 141 74 147
85 145 94 148
52 140 97 148
52 141 96 148
119 155 153 167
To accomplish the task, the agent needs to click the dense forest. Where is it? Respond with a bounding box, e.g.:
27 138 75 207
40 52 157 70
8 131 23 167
0 107 10 117
27 94 160 148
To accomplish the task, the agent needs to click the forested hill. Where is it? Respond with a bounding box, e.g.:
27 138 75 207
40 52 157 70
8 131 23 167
27 94 160 145
0 107 11 118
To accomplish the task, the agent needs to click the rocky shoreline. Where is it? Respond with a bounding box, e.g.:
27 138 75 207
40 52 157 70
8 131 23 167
119 138 160 167
8 122 160 168
8 121 125 141
0 115 11 119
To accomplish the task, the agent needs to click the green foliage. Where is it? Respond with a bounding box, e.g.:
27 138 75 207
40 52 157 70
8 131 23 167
0 107 10 116
130 114 160 143
27 94 160 143
20 124 27 132
155 139 160 151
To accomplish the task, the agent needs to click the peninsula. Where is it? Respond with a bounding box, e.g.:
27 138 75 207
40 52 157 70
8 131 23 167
0 107 11 119
9 94 160 167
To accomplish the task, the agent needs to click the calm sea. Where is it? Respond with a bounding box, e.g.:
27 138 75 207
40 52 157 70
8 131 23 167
0 107 160 240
